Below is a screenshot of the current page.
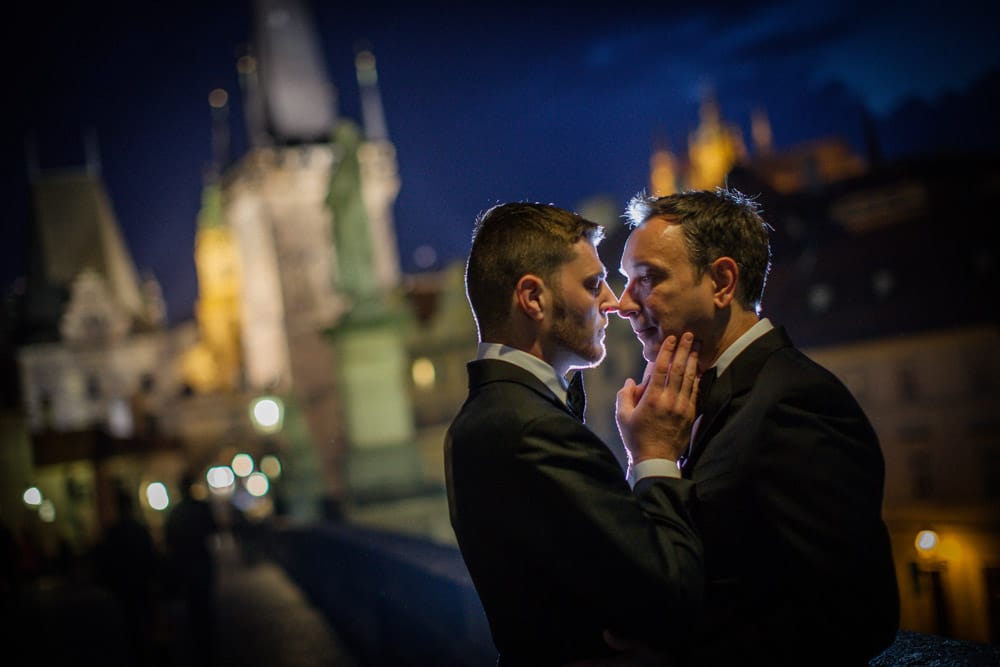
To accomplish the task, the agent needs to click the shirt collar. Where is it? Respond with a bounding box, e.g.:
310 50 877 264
477 342 569 403
712 317 773 377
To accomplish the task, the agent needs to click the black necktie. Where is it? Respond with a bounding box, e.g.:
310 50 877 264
566 371 586 422
696 367 717 417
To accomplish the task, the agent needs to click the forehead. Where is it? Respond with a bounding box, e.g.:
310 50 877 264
562 238 605 275
621 217 688 270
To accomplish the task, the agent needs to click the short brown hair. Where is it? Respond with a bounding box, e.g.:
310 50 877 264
466 202 604 339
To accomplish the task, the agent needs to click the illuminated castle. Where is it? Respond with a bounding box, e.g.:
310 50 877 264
649 89 867 196
179 0 448 529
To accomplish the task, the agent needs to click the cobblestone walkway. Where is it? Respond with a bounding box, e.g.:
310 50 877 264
209 534 359 667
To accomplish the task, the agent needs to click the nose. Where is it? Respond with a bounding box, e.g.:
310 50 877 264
599 282 619 315
617 280 640 319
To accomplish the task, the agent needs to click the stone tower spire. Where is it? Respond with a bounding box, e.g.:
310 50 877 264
252 0 338 143
355 47 389 142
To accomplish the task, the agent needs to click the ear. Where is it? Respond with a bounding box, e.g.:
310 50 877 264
514 274 546 321
708 257 739 309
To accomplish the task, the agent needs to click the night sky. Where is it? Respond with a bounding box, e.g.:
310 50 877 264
5 0 999 324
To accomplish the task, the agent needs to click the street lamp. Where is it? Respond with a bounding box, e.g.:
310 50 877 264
249 396 284 434
915 529 939 555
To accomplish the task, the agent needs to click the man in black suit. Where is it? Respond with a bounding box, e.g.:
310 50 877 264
446 202 705 665
615 188 900 666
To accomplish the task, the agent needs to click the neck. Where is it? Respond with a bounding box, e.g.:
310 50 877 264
484 329 552 371
706 308 759 370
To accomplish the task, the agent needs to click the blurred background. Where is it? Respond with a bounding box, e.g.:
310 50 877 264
1 0 998 664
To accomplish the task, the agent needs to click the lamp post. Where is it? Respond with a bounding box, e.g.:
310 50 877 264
910 528 951 636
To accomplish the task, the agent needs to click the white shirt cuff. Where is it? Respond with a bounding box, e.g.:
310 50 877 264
626 458 682 489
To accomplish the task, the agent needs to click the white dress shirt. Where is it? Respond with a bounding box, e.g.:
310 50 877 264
476 343 571 407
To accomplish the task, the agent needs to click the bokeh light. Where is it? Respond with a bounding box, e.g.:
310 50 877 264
207 465 235 491
23 486 42 507
39 500 56 523
250 397 283 434
145 482 170 511
411 357 436 389
232 452 255 478
245 472 270 497
261 455 282 479
915 530 939 554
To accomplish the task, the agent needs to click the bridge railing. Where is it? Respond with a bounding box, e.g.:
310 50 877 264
264 521 999 667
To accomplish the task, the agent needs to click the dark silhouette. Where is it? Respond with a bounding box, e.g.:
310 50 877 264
95 485 161 666
164 473 218 666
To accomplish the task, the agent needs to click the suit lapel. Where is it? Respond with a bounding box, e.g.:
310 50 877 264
467 359 573 418
684 327 794 475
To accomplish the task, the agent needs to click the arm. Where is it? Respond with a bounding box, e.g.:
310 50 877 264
513 412 703 647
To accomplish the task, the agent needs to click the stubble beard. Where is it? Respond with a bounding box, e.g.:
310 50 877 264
551 294 606 369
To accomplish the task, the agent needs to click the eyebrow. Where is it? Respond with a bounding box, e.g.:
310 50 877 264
618 261 648 278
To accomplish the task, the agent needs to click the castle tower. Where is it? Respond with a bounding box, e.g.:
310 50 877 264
687 90 747 189
181 184 243 393
196 0 418 518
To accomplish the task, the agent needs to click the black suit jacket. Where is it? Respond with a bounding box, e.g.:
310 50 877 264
446 359 703 666
681 327 899 666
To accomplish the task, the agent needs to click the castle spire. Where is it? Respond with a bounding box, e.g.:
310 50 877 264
252 0 338 144
355 46 389 142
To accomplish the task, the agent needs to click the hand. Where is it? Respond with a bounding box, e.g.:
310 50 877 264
615 333 700 463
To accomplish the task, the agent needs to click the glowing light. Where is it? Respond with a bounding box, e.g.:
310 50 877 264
245 472 270 497
145 482 170 511
807 283 834 313
209 88 229 108
413 244 437 269
237 55 257 74
107 397 133 438
39 500 56 523
250 397 283 434
207 466 235 490
411 357 436 389
261 455 282 479
23 486 43 507
232 453 255 478
915 530 939 554
872 269 894 298
355 50 377 85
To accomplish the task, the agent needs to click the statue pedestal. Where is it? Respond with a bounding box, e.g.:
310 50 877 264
328 306 423 505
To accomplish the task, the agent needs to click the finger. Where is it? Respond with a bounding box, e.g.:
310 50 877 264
679 342 700 411
666 332 695 394
645 335 677 396
640 359 655 388
615 380 637 418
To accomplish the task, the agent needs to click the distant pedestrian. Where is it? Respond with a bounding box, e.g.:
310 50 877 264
95 484 161 666
164 473 218 666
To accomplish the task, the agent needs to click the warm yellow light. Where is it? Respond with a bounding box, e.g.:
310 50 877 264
245 472 270 497
23 486 42 507
412 357 436 389
39 500 56 523
915 530 939 554
145 482 170 511
231 453 255 478
237 55 256 74
261 455 282 479
209 88 228 108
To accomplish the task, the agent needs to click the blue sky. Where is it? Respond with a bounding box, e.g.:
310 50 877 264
5 0 999 323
